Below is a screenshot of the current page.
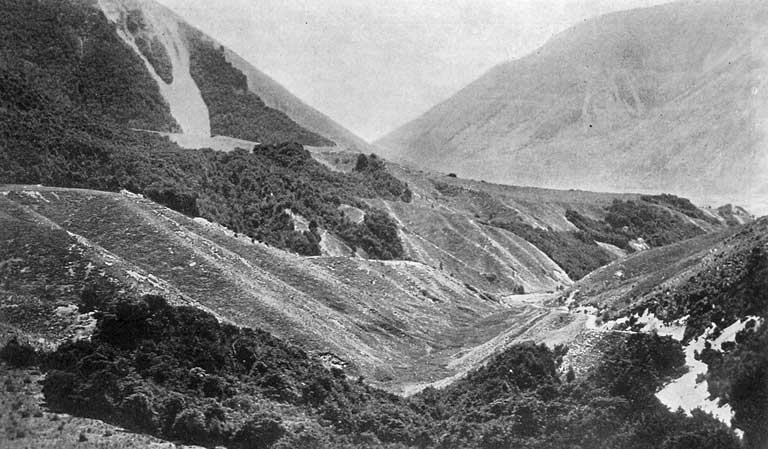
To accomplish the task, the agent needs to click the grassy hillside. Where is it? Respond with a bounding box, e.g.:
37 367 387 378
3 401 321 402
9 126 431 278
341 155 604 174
642 218 768 339
376 0 768 214
572 217 768 338
0 187 534 388
490 195 717 280
411 173 716 280
315 153 730 288
565 231 733 315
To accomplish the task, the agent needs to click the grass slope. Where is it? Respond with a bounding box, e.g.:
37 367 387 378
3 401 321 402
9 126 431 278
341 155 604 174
569 217 768 448
0 186 534 388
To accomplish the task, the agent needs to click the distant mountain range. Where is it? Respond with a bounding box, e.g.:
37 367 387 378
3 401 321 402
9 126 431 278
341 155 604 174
377 0 768 215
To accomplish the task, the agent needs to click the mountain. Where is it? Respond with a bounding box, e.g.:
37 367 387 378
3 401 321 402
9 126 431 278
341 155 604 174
2 0 766 447
100 0 375 151
0 0 369 151
377 0 768 215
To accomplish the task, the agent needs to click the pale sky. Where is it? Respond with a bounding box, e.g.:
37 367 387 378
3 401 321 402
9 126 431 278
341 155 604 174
157 0 671 141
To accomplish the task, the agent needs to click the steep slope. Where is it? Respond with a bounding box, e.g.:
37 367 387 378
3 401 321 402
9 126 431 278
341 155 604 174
96 0 332 147
0 0 179 132
96 0 373 150
224 49 375 153
377 0 768 214
1 0 369 151
568 216 768 337
98 0 211 138
560 217 768 446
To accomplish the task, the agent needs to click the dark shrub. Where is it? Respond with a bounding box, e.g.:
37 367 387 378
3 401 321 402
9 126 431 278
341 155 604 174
42 370 78 410
234 413 285 449
143 187 200 216
172 408 209 443
121 392 158 431
0 338 37 367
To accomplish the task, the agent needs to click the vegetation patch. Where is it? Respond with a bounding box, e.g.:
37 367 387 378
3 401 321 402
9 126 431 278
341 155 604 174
184 26 333 146
485 197 710 280
0 61 410 259
603 199 706 247
0 0 178 132
135 35 173 84
488 219 613 280
607 219 768 449
641 194 720 224
567 198 706 251
641 220 768 339
5 289 750 448
701 322 768 449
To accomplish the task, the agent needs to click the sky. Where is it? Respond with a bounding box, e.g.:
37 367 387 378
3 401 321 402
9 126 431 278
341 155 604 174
157 0 671 141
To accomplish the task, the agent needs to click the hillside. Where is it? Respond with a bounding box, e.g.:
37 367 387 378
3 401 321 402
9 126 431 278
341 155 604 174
0 186 552 390
97 0 371 150
3 291 745 449
1 0 370 150
377 0 768 214
3 204 764 446
560 216 768 448
3 201 760 447
0 178 730 389
5 219 764 448
316 151 733 281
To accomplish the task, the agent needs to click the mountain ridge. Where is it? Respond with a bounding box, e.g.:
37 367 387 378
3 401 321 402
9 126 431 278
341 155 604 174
377 0 768 215
95 0 369 150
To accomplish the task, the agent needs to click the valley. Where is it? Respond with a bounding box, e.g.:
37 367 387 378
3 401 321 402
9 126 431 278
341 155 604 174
1 0 768 447
0 183 614 391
